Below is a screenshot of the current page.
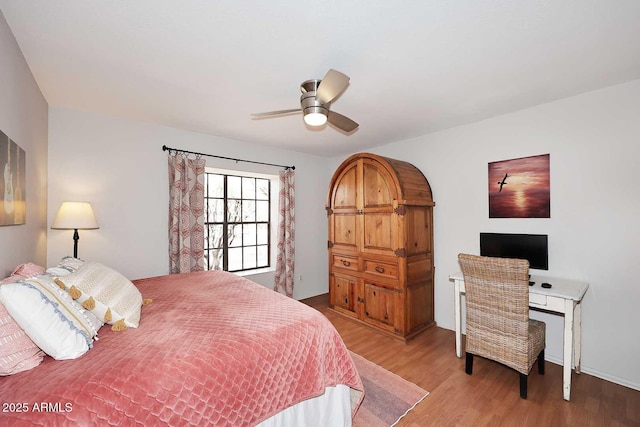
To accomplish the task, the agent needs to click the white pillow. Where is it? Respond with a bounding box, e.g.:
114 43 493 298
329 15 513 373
55 262 143 330
45 256 85 277
0 276 103 360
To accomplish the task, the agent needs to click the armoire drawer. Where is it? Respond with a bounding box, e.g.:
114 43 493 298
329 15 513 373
363 259 399 280
331 254 359 272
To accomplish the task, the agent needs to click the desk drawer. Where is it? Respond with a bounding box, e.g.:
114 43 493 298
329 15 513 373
529 293 547 306
529 293 565 312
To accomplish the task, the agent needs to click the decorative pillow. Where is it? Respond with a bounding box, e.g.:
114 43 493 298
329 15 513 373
55 262 143 331
0 302 45 375
46 256 85 277
0 263 46 285
0 276 103 360
12 262 46 278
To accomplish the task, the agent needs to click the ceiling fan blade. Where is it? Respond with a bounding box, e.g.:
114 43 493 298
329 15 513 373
251 108 301 118
327 111 358 133
316 69 350 104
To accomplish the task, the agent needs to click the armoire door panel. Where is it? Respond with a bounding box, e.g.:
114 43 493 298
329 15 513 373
362 213 395 253
362 162 395 208
330 274 358 316
363 283 396 329
331 163 359 209
331 213 358 249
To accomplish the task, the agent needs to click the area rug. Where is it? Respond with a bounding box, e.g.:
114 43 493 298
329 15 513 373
350 351 429 427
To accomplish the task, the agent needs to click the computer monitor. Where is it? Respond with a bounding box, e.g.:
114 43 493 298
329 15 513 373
480 232 548 270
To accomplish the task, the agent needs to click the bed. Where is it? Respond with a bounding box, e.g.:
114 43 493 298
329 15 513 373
0 268 364 426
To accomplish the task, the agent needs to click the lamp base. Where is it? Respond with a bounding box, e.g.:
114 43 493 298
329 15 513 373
73 228 79 259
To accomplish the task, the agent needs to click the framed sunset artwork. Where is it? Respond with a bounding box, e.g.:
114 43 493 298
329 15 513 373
488 154 550 218
0 129 26 226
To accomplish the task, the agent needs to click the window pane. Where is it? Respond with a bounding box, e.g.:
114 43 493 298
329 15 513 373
243 246 256 269
207 174 224 198
257 245 268 267
256 179 270 200
204 171 274 273
228 247 242 271
208 248 223 270
228 224 242 247
242 200 255 222
207 224 224 249
257 223 268 244
242 177 255 199
227 199 242 222
256 200 269 222
243 224 256 246
228 176 241 198
207 199 224 222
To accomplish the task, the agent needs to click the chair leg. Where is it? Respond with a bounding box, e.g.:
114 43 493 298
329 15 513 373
520 373 528 399
465 352 473 375
538 349 545 375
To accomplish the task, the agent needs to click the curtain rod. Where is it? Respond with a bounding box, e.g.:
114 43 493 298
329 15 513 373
162 145 295 170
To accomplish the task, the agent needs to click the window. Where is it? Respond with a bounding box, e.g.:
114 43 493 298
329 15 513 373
204 170 273 273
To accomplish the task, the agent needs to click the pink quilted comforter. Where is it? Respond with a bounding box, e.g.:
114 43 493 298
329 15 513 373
0 270 363 426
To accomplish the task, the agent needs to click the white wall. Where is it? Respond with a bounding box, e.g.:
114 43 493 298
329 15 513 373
0 11 48 276
47 107 331 300
333 79 640 390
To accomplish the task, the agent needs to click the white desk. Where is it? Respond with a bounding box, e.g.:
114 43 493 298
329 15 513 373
449 272 588 401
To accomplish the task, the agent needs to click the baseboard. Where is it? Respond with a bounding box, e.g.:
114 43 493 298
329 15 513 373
530 354 640 392
578 365 640 392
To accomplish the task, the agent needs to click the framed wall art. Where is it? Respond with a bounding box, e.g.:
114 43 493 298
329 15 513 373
0 130 26 226
488 153 550 218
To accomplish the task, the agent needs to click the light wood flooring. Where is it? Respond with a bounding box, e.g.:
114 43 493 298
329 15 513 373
304 295 640 427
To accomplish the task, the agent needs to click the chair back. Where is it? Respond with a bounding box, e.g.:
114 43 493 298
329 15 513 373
458 253 531 369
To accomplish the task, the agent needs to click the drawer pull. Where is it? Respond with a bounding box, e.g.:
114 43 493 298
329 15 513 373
341 260 351 267
375 266 385 273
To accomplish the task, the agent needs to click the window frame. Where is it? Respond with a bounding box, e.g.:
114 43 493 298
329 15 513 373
203 167 277 274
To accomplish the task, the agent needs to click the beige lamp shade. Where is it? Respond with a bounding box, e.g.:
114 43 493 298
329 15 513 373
51 202 99 230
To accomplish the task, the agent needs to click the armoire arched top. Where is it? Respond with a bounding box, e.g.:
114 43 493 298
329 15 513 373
326 152 434 209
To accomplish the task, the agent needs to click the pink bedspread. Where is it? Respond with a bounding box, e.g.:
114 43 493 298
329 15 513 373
0 271 363 426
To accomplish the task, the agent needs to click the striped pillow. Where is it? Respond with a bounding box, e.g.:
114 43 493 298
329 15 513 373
0 302 45 375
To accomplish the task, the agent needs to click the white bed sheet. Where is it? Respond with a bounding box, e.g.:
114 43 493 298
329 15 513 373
256 384 353 427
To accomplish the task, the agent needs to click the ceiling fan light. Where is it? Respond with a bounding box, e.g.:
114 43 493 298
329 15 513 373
304 112 327 126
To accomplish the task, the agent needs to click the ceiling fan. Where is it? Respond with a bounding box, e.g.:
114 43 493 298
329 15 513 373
251 69 358 133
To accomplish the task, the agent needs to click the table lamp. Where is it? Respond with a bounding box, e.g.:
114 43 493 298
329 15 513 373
51 201 99 258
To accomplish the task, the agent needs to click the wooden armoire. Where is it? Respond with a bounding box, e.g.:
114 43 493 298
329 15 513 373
327 153 435 341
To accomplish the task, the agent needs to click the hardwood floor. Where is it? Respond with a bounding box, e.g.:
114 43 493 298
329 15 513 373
304 295 640 427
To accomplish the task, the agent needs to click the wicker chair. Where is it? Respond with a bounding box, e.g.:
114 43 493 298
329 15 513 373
458 253 546 399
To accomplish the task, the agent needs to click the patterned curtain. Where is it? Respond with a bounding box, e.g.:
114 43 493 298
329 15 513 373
168 154 206 274
274 169 295 297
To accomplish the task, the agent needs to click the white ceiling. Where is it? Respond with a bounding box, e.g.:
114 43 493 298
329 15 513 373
2 1 640 157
